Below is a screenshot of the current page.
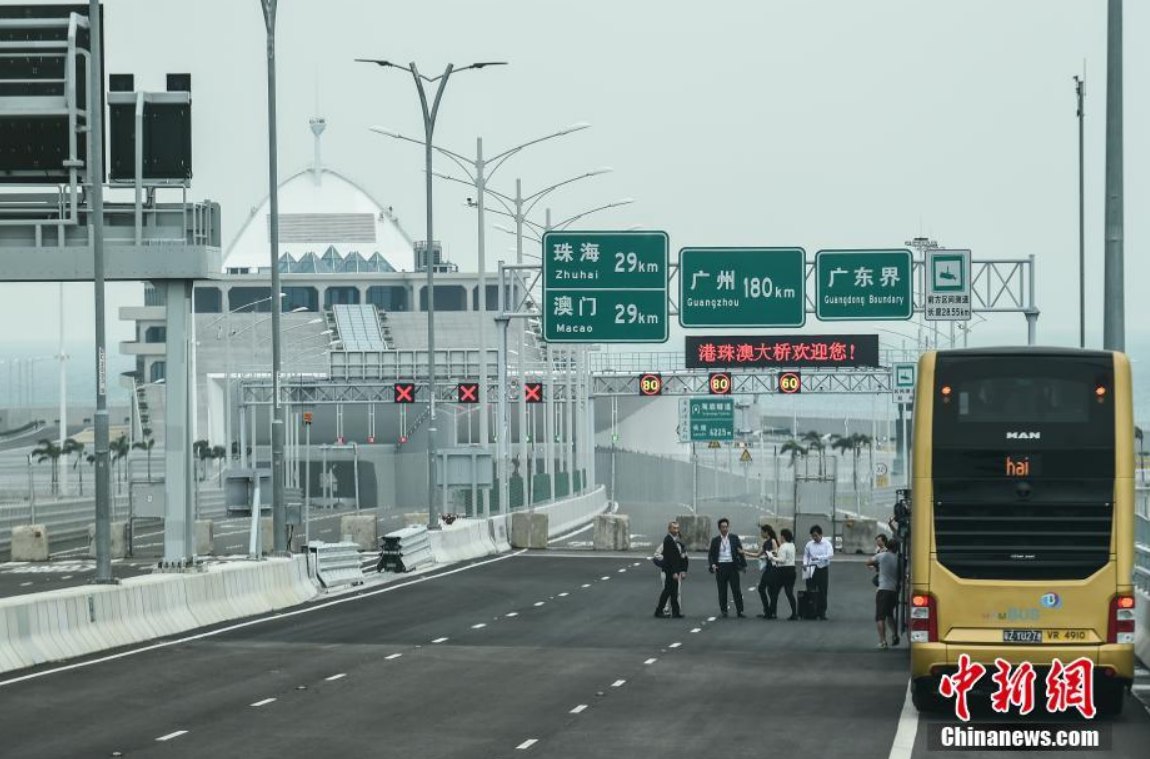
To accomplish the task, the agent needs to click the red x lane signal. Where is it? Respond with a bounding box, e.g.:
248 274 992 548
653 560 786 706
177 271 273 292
394 382 416 404
524 382 544 404
458 382 480 404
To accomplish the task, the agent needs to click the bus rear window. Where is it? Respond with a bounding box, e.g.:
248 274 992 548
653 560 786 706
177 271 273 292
952 376 1091 424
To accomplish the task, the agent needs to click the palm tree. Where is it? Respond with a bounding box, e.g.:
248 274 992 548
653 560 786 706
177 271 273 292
801 430 826 476
110 434 130 493
31 438 62 495
780 439 807 468
133 436 156 482
62 438 85 496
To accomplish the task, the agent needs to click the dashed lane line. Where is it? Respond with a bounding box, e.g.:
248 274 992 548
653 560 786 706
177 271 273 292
570 705 588 714
517 739 538 750
644 658 657 665
250 698 276 707
325 674 346 681
690 628 701 633
669 642 682 649
385 653 403 660
432 637 449 644
471 623 487 629
611 679 626 688
156 730 188 742
506 612 519 618
534 602 545 607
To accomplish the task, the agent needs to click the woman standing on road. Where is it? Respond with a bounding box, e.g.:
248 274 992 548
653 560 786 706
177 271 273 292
743 525 779 618
768 528 798 620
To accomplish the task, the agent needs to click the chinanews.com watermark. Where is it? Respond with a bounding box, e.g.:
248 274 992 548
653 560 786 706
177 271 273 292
928 724 1111 752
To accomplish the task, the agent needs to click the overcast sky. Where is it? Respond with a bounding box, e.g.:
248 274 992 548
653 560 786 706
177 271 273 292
1 0 1146 353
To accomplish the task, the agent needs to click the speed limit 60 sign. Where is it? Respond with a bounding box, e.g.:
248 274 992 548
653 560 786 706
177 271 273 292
778 371 802 394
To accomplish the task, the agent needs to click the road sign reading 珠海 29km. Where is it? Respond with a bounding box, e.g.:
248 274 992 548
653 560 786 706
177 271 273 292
678 247 806 328
815 249 913 321
543 231 669 343
678 397 735 442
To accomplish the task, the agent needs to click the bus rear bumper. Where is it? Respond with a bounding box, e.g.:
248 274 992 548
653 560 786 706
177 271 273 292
911 642 1135 685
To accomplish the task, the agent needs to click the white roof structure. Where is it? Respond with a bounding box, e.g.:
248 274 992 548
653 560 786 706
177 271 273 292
223 119 415 273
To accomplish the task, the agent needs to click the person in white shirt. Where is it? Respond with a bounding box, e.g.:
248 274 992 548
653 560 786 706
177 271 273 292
767 528 799 620
802 524 834 620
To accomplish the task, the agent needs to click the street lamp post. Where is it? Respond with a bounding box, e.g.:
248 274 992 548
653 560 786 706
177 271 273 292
1075 73 1086 349
358 58 505 529
259 0 288 553
371 122 591 516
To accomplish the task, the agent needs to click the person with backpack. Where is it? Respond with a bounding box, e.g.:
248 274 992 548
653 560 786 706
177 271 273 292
654 521 688 618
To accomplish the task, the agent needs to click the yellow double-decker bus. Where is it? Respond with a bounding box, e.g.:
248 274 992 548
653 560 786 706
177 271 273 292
910 348 1136 716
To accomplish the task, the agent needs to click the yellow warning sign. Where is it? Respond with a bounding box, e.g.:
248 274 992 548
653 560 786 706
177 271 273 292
708 440 722 449
740 449 752 463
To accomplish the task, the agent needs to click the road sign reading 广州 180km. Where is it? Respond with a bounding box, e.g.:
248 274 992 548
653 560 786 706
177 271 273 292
543 231 669 343
815 249 913 321
678 247 806 328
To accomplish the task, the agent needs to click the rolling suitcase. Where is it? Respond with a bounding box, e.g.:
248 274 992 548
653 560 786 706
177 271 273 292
798 589 820 620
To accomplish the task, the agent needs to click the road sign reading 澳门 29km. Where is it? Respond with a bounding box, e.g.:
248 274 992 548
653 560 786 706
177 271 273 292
543 230 669 343
678 247 806 328
815 249 912 321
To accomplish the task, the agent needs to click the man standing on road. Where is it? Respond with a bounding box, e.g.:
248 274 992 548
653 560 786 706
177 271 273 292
803 524 833 620
655 521 688 618
708 518 747 618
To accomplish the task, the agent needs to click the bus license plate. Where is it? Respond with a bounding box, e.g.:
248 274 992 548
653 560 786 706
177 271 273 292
1003 629 1043 644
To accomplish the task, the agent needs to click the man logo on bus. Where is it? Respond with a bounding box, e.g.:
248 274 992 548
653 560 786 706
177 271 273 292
1040 592 1062 610
1006 431 1041 440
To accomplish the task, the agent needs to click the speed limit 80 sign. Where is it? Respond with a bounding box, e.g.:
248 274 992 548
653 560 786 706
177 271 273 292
638 372 664 396
708 372 732 395
778 371 802 394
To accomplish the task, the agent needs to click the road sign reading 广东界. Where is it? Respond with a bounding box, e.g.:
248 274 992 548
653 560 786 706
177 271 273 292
543 231 669 343
815 249 913 321
925 249 972 321
678 247 806 328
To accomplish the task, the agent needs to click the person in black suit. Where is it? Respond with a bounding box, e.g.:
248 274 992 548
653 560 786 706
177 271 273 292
708 518 747 617
655 521 688 618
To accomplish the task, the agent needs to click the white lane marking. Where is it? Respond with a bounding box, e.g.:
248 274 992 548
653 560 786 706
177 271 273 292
19 582 32 587
581 583 591 588
517 739 538 750
325 673 347 681
534 601 545 607
611 679 626 687
669 642 682 649
558 592 569 597
690 628 701 633
707 616 717 622
432 637 449 644
570 704 588 714
644 658 657 665
251 698 276 707
887 680 919 759
0 551 529 690
600 576 610 581
618 568 627 573
632 562 641 567
472 623 487 629
506 612 519 617
156 730 188 742
61 575 73 580
386 653 403 660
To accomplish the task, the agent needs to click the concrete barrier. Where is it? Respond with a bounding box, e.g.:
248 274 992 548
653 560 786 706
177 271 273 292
340 514 378 552
0 556 318 676
675 515 713 552
429 520 497 563
593 514 631 551
87 521 129 559
195 520 214 556
489 515 512 553
538 486 609 537
10 524 49 561
834 516 889 554
511 512 548 549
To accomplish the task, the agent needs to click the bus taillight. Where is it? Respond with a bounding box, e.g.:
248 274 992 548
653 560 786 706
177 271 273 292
1108 595 1135 644
910 593 938 643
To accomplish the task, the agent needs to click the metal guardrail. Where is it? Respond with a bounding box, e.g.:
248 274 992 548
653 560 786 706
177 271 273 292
308 541 366 588
379 526 433 573
1135 512 1150 597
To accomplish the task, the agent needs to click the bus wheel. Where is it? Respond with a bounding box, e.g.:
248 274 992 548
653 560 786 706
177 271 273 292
1095 684 1125 717
911 678 945 713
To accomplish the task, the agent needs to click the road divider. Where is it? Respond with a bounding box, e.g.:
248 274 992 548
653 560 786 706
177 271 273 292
0 556 316 675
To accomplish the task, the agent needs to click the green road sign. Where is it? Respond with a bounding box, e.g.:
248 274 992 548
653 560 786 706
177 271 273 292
543 231 669 343
815 249 913 321
678 397 735 442
678 247 806 328
925 249 971 321
892 361 916 404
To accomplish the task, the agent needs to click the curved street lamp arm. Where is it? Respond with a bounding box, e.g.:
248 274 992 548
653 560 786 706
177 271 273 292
553 199 634 230
486 123 591 181
523 169 611 217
